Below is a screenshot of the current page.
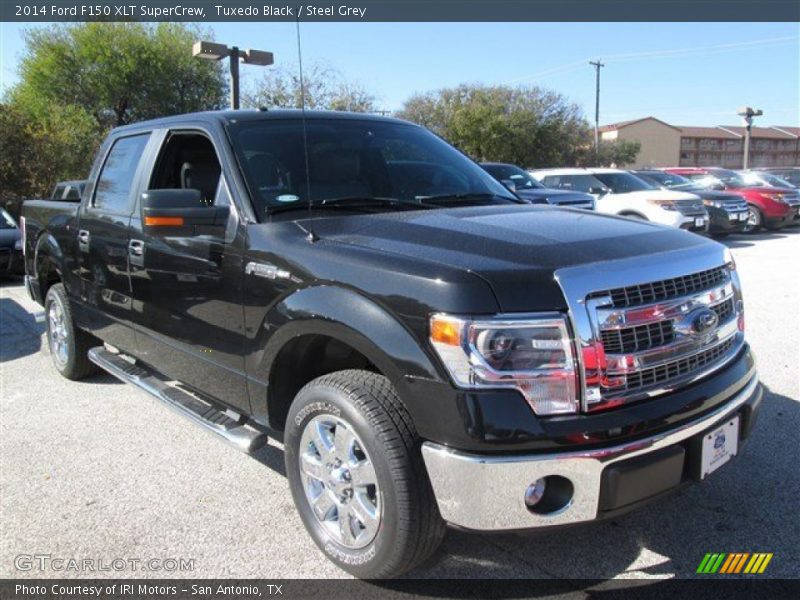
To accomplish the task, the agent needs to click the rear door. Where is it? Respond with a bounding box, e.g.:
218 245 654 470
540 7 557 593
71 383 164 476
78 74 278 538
75 132 151 353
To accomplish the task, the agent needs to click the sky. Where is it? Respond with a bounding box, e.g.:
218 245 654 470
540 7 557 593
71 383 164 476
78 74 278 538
1 21 798 127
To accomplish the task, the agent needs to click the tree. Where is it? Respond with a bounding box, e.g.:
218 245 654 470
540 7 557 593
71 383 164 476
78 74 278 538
12 22 226 128
1 22 228 201
0 102 98 200
397 84 591 168
244 63 377 112
576 140 642 167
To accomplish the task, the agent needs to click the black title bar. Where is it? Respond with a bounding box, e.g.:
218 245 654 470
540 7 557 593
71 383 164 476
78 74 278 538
2 0 800 22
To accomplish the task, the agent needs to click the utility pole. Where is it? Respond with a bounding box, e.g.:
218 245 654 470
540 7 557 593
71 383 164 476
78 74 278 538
589 59 605 158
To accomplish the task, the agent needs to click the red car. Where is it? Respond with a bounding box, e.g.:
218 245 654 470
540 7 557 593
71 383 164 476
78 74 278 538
663 167 800 233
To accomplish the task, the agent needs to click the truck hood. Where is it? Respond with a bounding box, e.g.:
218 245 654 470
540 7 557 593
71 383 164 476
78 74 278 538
309 205 713 312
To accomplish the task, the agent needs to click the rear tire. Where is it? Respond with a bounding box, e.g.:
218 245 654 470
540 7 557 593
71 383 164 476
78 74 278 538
44 283 99 380
284 369 446 578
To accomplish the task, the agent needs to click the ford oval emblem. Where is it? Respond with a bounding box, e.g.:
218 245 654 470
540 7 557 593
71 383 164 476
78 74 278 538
692 308 719 334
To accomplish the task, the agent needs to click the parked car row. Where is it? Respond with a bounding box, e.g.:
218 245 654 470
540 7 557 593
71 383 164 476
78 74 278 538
662 167 800 233
479 160 798 237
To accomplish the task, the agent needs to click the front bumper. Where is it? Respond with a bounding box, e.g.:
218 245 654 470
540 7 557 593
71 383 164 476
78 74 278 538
422 373 761 531
707 206 749 233
669 211 709 233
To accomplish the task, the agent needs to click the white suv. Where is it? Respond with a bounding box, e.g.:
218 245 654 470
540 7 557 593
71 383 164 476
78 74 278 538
531 168 709 232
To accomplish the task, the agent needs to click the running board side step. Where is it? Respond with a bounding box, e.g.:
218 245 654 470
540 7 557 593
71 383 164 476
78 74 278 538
88 347 268 453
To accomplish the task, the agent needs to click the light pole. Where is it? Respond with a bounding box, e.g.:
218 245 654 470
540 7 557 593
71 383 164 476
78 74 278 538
737 106 763 169
193 41 274 110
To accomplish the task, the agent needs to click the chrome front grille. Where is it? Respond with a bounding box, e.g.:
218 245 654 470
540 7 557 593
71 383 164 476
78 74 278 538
722 199 748 211
554 245 745 414
603 265 728 308
605 336 738 395
676 201 707 216
600 321 674 354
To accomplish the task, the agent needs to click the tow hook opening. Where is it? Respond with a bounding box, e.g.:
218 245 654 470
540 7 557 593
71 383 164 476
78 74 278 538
524 475 574 515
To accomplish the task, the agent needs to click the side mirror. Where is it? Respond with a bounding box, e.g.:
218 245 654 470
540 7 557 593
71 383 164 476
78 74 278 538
141 189 229 237
589 186 609 196
501 179 517 193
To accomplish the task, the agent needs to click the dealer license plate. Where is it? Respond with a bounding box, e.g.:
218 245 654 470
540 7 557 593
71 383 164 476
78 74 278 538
701 416 739 479
695 217 705 228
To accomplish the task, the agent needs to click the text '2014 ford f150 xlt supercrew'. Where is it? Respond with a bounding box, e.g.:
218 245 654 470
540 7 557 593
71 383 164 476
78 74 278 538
22 110 762 578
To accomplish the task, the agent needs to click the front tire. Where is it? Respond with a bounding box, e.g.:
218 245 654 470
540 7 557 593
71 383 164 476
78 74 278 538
743 205 763 233
284 369 446 578
44 283 99 380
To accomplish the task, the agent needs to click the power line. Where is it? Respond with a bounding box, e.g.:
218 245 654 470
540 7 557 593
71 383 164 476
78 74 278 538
509 35 797 85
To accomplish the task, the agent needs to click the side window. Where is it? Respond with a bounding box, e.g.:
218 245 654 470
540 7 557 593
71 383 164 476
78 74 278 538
542 176 561 188
149 132 222 206
65 186 81 200
93 134 149 213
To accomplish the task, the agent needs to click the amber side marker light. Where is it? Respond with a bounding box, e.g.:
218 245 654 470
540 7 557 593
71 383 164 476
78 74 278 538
145 216 184 227
430 315 463 346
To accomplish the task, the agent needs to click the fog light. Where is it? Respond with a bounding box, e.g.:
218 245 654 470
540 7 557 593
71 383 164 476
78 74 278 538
524 478 547 507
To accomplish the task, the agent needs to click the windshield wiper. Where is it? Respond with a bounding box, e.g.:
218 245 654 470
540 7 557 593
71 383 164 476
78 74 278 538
418 192 521 205
319 196 441 209
267 196 439 216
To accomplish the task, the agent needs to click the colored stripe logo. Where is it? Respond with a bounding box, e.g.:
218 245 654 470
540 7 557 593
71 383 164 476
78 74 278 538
697 553 773 574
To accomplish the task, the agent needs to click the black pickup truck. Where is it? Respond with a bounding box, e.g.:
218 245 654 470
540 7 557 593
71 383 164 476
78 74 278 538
23 110 761 578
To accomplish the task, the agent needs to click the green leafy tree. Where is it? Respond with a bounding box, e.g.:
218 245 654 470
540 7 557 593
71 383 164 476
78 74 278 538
397 84 591 168
13 22 226 128
0 102 98 201
244 63 377 112
1 23 228 200
577 139 642 167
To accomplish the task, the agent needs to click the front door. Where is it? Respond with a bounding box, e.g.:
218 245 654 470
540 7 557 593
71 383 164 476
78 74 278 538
128 129 249 412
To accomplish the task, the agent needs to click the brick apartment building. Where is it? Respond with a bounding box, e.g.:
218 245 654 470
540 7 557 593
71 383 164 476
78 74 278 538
599 116 800 168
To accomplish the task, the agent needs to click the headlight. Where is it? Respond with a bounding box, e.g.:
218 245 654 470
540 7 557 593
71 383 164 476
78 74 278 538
646 199 679 210
763 193 787 203
702 199 723 208
429 313 579 415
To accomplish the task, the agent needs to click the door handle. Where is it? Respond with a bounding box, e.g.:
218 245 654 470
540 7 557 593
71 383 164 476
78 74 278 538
77 229 90 251
128 239 144 257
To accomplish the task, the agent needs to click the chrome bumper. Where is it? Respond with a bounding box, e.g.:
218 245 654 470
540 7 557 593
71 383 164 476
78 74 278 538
421 374 760 531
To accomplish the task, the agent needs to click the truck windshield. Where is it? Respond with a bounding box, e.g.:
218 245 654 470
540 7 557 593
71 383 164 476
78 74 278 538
227 118 517 218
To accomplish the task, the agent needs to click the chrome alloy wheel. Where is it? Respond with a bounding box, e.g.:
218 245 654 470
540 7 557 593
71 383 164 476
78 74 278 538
744 206 760 232
47 297 69 366
299 415 381 549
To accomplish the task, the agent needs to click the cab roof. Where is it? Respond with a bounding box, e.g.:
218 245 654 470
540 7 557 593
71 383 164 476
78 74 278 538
113 109 412 134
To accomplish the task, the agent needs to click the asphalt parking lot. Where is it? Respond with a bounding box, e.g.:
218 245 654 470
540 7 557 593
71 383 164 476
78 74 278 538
1 228 798 580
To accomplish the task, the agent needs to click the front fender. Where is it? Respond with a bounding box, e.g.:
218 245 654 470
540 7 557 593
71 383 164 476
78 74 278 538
245 284 447 421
